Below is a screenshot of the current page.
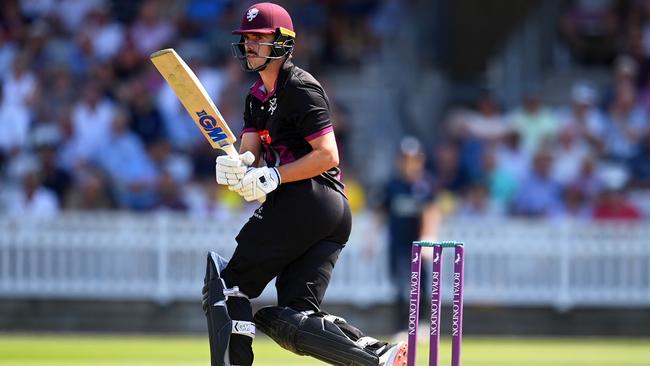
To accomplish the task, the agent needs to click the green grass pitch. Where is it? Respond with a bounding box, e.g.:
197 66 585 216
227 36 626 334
1 334 649 365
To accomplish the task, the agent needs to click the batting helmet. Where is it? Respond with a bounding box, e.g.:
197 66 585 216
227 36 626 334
231 3 296 72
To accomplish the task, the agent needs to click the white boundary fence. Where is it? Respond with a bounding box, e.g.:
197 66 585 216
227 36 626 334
1 213 649 310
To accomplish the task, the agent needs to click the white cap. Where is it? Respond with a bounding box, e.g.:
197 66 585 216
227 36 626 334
571 81 597 105
400 136 423 157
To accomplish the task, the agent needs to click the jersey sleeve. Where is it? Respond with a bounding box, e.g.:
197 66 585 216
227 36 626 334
294 85 333 141
241 95 257 135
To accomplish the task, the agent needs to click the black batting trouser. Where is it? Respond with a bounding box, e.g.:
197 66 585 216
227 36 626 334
220 178 352 366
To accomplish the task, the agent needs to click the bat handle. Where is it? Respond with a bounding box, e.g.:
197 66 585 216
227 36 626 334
222 145 239 159
221 144 266 204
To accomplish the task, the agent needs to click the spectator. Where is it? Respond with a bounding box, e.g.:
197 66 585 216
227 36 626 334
558 183 592 219
64 168 113 210
551 124 593 186
569 157 605 201
147 138 192 185
511 150 562 218
155 76 205 151
560 0 618 64
508 90 558 155
70 81 115 165
593 188 643 220
154 170 188 212
0 82 31 158
0 40 18 82
53 0 105 33
36 20 88 77
57 106 86 175
3 156 59 218
41 66 76 119
601 54 639 108
453 92 509 183
78 6 125 62
495 130 530 182
113 34 146 78
97 107 159 210
455 182 500 218
629 130 650 189
454 92 509 142
602 81 647 162
127 77 166 147
2 52 38 108
37 142 72 203
557 81 606 153
129 0 176 57
482 147 517 211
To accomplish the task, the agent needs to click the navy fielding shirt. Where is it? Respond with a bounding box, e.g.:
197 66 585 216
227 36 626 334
241 59 345 195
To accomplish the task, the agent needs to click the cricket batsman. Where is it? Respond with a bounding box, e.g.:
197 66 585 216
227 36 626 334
202 2 408 365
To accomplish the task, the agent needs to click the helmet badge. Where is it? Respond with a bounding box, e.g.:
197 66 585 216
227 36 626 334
246 8 259 21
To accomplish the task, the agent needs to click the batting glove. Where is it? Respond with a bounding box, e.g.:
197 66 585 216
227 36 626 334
231 166 281 202
215 151 255 186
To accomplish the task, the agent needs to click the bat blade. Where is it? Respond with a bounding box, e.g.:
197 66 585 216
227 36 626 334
150 48 238 158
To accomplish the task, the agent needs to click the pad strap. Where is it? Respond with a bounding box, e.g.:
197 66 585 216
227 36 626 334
323 314 345 323
223 286 249 299
232 320 256 339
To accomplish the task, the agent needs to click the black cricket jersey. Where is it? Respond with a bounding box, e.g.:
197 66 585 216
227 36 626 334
241 59 345 195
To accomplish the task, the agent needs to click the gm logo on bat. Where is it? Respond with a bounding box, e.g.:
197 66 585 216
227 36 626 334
196 110 228 145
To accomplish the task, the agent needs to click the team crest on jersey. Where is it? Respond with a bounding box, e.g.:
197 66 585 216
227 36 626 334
269 97 277 115
246 8 259 21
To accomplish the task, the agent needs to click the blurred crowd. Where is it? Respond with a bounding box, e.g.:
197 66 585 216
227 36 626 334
436 69 648 221
378 0 650 223
560 0 650 68
0 0 388 217
2 0 650 222
381 0 650 222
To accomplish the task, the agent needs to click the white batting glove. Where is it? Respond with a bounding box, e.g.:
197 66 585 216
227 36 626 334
215 151 255 186
231 166 281 202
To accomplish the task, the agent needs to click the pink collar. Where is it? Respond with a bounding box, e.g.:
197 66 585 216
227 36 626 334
250 79 276 102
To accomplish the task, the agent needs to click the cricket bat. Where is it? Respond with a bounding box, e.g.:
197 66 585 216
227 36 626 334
150 48 238 158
